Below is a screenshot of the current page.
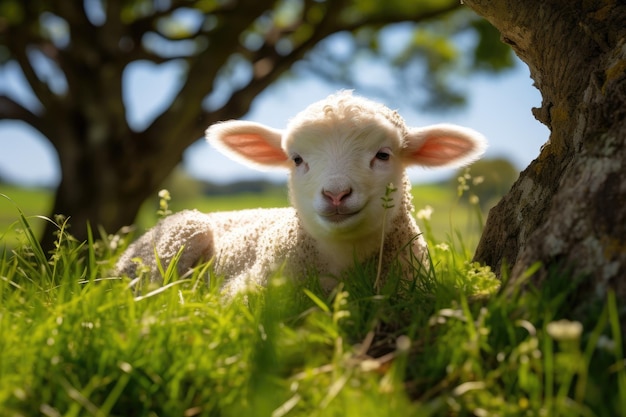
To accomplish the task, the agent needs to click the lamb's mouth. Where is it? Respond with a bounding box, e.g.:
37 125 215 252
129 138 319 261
319 210 361 224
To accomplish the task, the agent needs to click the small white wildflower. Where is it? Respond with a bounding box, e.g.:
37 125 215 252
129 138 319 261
428 315 446 326
457 182 470 197
109 234 120 250
158 189 171 200
334 310 350 321
546 319 583 341
396 335 411 352
119 362 133 373
416 205 434 220
360 359 381 372
157 189 172 217
469 194 480 205
437 308 466 321
435 243 450 252
472 176 485 185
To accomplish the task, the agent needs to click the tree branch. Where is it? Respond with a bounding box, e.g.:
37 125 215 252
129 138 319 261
342 1 462 32
211 0 463 124
128 0 234 43
0 95 49 135
198 0 350 132
142 0 271 144
50 0 94 30
128 47 197 63
133 0 465 151
4 5 60 110
9 46 58 110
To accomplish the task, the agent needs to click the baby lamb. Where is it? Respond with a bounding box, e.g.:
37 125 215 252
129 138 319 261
116 91 486 296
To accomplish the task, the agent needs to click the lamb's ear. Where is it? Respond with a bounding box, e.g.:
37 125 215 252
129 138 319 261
402 123 487 168
206 121 290 170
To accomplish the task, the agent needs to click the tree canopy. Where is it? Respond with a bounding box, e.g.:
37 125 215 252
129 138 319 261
0 0 512 248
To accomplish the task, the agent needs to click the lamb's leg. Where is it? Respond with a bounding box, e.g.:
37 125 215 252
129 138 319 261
115 210 214 281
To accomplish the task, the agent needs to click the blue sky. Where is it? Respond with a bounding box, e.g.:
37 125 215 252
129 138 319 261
0 54 548 188
186 60 549 185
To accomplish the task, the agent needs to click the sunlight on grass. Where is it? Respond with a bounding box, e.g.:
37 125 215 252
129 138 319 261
0 183 624 416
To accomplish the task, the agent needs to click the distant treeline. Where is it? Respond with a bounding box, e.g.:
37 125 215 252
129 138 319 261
201 179 285 196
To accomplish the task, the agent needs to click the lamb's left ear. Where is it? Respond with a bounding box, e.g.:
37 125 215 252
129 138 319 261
206 121 290 170
402 123 487 168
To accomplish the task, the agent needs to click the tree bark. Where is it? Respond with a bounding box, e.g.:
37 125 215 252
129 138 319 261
465 1 626 299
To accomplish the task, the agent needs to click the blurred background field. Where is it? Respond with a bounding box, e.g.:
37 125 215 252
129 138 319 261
0 177 487 253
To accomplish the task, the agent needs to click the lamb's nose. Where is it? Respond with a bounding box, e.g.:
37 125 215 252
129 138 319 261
322 188 352 206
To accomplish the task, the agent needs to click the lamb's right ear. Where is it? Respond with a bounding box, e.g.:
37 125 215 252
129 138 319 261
402 124 487 168
206 121 290 170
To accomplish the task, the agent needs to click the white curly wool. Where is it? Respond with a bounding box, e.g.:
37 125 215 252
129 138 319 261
116 91 486 296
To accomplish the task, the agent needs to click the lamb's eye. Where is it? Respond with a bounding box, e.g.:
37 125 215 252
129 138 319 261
375 151 390 161
293 155 303 166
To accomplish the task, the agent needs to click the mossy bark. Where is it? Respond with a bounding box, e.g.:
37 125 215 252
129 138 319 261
466 0 626 299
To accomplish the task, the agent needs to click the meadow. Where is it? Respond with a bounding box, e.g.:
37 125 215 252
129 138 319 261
0 181 624 416
0 181 479 250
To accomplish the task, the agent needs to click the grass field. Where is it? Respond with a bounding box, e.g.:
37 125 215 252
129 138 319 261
0 182 480 251
0 183 624 416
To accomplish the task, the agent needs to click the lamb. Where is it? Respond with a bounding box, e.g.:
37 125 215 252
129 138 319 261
115 91 486 296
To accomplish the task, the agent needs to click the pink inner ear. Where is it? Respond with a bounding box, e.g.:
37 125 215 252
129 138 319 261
222 133 288 164
412 136 475 167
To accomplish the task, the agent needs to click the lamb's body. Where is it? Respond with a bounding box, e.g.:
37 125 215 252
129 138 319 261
116 91 485 295
116 207 310 294
117 177 425 296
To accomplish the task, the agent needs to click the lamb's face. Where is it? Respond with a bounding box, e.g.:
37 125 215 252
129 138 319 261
285 116 405 243
206 90 487 247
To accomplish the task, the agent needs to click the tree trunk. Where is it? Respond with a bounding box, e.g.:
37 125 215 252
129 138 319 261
40 123 171 252
465 0 626 298
40 139 165 253
465 1 626 299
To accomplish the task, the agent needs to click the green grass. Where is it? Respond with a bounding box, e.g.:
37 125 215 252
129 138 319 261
136 187 291 232
0 185 624 416
0 185 53 248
